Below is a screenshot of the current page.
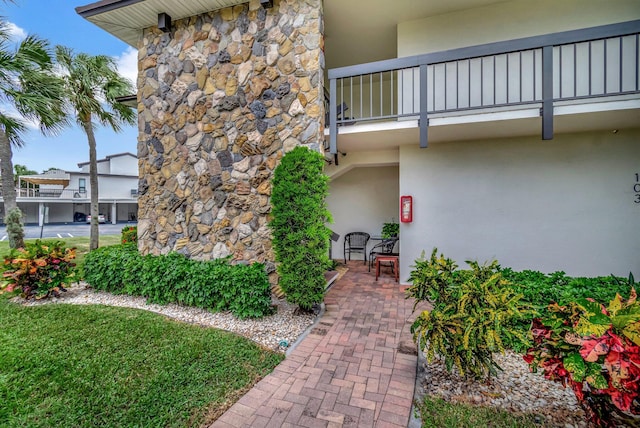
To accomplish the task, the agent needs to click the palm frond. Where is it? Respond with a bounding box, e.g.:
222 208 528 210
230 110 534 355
0 19 12 44
15 35 53 69
56 46 135 135
0 31 66 144
0 113 27 147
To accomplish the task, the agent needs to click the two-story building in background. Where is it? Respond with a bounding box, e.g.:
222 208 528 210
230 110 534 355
77 0 639 279
9 152 139 225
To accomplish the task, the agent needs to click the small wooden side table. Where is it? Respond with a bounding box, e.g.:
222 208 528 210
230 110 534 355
375 255 399 282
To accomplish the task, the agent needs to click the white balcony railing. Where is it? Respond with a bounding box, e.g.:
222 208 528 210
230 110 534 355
16 188 87 199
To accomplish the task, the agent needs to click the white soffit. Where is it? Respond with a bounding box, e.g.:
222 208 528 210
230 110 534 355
77 0 247 47
79 0 510 64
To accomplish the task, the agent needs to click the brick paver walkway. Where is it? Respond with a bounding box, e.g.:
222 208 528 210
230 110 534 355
211 261 420 428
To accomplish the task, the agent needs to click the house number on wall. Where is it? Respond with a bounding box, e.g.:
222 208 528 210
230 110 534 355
635 173 640 204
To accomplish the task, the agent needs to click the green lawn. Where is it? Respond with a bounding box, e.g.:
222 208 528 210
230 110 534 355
418 396 546 428
0 297 284 427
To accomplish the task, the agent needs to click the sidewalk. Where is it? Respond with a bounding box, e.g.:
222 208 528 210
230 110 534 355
211 261 420 428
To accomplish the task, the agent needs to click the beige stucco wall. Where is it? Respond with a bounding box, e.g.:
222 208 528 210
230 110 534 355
398 129 640 279
398 0 640 57
326 166 399 262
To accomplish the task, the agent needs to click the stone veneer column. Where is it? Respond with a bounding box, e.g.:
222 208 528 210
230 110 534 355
136 0 324 280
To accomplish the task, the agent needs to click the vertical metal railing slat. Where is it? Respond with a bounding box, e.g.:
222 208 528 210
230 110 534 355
619 36 624 93
379 72 383 118
542 45 554 140
329 78 337 154
420 64 428 148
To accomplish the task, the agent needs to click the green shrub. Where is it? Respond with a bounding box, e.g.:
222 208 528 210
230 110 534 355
121 225 137 245
406 249 457 309
407 249 531 379
381 222 399 238
83 245 273 319
502 268 634 310
1 240 77 299
227 262 274 318
524 286 640 426
5 207 25 249
83 243 137 294
270 146 332 311
502 269 635 351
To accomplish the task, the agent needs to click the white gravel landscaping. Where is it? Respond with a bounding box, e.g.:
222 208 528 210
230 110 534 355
418 350 589 427
16 282 317 351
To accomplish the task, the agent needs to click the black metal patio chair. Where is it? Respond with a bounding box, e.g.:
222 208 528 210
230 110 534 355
344 232 370 264
368 237 399 272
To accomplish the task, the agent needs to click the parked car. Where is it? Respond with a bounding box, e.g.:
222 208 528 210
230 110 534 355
86 214 106 224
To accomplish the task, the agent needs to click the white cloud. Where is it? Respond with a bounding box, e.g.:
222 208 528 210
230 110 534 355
0 102 41 131
114 46 138 90
6 21 27 42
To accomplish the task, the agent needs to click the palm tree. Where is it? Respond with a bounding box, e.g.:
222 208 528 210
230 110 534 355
0 21 66 247
55 46 135 250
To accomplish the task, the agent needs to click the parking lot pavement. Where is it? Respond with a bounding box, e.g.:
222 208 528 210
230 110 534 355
0 222 137 240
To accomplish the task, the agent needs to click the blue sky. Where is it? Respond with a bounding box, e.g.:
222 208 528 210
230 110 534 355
3 1 138 173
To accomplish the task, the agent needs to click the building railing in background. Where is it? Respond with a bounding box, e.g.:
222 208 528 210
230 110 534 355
327 20 640 153
17 188 87 199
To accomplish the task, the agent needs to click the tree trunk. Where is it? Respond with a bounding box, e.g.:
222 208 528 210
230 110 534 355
82 120 100 251
0 129 23 248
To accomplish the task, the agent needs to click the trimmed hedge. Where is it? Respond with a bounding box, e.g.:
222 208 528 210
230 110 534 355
499 268 636 353
270 146 332 311
501 268 633 310
83 244 273 318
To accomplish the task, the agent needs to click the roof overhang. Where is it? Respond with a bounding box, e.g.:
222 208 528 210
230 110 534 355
116 94 137 108
76 0 247 47
77 0 514 70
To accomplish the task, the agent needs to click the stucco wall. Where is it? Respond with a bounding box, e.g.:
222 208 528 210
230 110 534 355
136 0 325 272
46 204 74 224
109 155 138 175
17 203 38 224
16 203 72 224
397 0 640 57
66 174 137 199
79 161 111 174
399 129 640 279
327 166 399 262
116 203 138 222
97 175 138 199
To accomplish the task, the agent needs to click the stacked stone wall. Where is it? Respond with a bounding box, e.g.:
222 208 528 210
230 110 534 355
136 0 324 277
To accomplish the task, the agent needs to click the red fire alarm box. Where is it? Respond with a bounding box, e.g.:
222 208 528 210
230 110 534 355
400 196 413 223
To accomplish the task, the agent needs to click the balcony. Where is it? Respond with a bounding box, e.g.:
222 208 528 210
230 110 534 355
326 20 640 154
17 188 88 199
